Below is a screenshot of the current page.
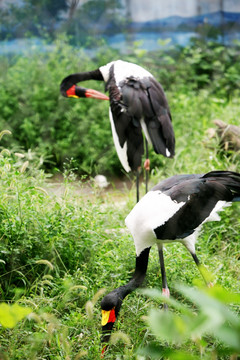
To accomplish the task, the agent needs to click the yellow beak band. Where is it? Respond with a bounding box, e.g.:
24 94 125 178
101 310 111 326
101 308 116 326
68 94 79 98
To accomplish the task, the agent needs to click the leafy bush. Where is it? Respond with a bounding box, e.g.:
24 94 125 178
1 36 240 177
150 38 240 98
0 132 133 359
0 129 108 300
139 284 240 359
0 36 116 175
0 130 128 358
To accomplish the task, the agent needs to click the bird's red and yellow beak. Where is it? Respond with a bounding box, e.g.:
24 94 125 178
101 308 116 357
66 85 79 98
65 84 109 100
101 308 116 326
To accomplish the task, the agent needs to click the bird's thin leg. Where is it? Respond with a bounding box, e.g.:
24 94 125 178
158 244 170 310
191 252 213 287
144 139 150 194
136 167 140 203
182 241 213 287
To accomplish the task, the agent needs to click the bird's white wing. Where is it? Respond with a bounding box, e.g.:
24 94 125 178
125 191 185 256
109 108 131 173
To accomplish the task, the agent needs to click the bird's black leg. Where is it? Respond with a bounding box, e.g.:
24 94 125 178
182 242 213 287
144 138 150 194
136 167 140 203
191 252 212 287
158 244 170 310
191 252 200 267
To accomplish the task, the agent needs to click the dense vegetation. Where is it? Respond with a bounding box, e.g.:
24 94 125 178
0 36 240 177
0 38 239 359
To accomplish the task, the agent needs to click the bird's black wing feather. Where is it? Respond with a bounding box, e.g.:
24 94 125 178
118 76 175 159
154 178 233 240
107 74 144 171
151 174 203 192
203 171 240 200
144 77 175 157
106 66 175 169
109 101 144 172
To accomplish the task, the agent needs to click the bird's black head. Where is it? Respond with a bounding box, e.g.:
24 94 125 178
60 74 109 100
60 78 88 99
100 290 123 345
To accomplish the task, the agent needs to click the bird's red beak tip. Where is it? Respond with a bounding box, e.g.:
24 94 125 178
85 89 109 101
101 345 107 358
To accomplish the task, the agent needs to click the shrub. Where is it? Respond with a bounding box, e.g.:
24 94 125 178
1 37 240 176
139 284 240 359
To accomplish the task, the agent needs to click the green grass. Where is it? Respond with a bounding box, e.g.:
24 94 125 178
0 90 239 359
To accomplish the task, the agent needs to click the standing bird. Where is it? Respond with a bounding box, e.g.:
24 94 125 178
60 60 175 202
100 170 240 352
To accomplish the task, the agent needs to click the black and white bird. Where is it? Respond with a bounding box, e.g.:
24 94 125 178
100 170 240 350
60 60 175 202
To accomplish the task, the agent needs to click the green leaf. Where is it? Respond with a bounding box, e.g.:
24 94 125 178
147 309 192 344
176 284 239 326
215 323 240 352
138 343 199 360
140 288 192 315
205 285 240 305
0 303 32 328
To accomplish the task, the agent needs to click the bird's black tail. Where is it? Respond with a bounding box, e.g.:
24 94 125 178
203 170 240 201
146 112 175 158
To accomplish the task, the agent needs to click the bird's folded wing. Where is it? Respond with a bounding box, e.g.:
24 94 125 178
154 180 232 240
109 108 144 172
144 78 175 157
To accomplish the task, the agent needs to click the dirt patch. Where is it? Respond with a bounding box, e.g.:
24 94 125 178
44 174 135 201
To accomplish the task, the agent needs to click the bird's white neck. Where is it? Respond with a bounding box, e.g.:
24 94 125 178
99 60 153 85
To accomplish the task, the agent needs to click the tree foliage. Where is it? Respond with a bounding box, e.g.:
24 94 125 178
0 0 124 41
0 37 240 176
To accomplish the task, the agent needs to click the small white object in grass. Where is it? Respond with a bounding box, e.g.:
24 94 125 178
14 152 25 158
94 175 109 188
